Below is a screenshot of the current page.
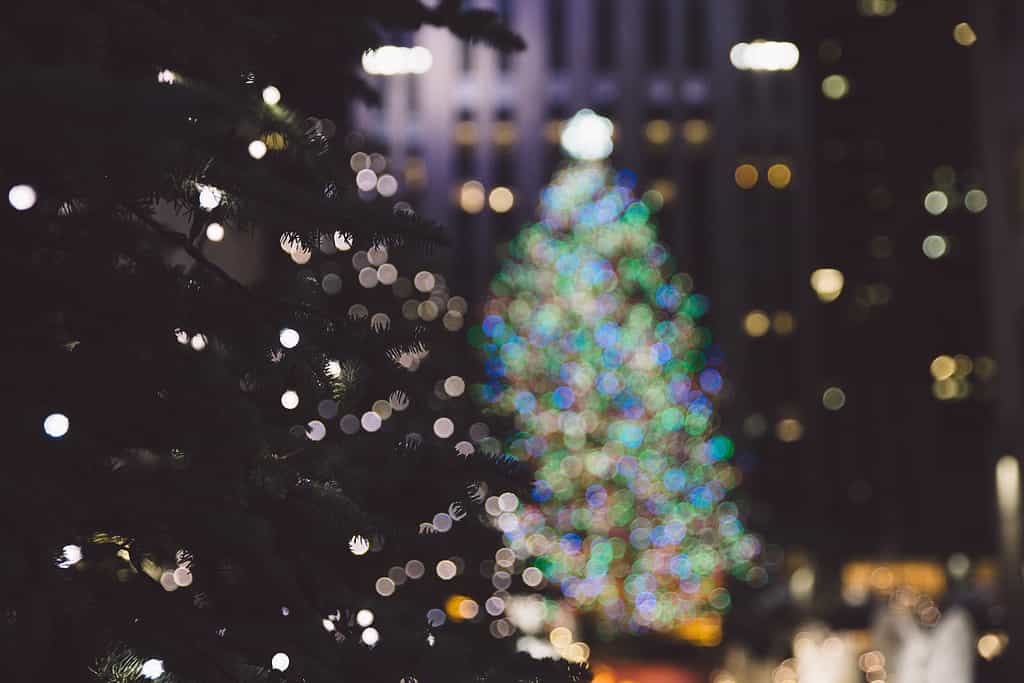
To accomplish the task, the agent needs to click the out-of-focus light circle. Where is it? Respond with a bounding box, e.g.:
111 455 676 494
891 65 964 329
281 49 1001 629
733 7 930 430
357 609 375 627
560 109 614 161
489 186 515 213
362 45 433 75
58 544 82 568
414 271 436 292
924 190 949 215
821 74 850 100
322 273 343 295
822 386 846 411
734 164 759 189
334 232 354 251
444 376 466 397
644 119 672 145
356 169 379 192
978 633 1007 660
377 174 398 197
681 119 712 146
361 627 380 646
377 263 398 285
437 559 457 580
279 328 300 349
248 140 268 159
44 413 70 438
8 184 37 211
281 390 299 410
433 417 455 438
189 333 208 351
965 189 988 213
743 310 771 337
810 268 844 302
922 234 948 259
406 559 425 578
549 627 573 648
729 41 800 71
271 653 289 671
523 566 543 587
349 534 370 555
141 659 165 680
930 355 956 380
306 420 326 441
362 411 382 432
947 552 970 580
358 267 379 288
776 418 804 443
486 596 506 616
157 69 176 84
262 85 282 105
459 181 486 213
767 164 792 189
205 222 225 242
953 22 977 46
773 311 796 335
374 577 393 598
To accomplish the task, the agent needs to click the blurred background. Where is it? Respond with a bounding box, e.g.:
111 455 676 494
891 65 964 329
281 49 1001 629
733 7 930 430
210 0 1023 680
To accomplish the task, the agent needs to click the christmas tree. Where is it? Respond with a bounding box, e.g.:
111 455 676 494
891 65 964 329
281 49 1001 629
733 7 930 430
1 2 584 681
474 111 761 643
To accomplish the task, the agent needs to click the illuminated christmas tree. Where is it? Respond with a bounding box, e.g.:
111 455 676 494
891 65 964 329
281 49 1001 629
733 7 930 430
474 111 761 640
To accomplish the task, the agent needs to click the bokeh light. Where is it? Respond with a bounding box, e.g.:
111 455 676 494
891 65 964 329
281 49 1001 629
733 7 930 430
810 268 844 302
735 164 759 189
821 74 850 100
459 181 486 213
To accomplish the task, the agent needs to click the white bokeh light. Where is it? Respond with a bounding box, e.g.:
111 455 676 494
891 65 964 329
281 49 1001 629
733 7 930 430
271 652 289 672
560 109 614 161
279 328 300 349
57 544 82 568
140 659 165 680
248 140 268 159
281 390 299 410
362 46 433 75
43 413 70 438
349 534 370 555
262 85 281 105
197 185 223 210
357 609 375 627
730 41 800 71
205 222 225 242
361 627 380 646
8 184 37 211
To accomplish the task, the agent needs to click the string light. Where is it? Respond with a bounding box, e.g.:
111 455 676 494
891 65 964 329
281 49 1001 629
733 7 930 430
248 140 268 159
357 609 374 627
279 328 300 349
140 659 165 680
281 390 299 410
271 653 289 672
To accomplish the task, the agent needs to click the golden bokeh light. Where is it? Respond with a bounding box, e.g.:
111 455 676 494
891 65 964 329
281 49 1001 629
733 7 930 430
494 120 518 146
682 118 712 146
822 386 846 411
767 163 793 189
810 268 845 303
458 180 485 213
743 310 771 337
776 418 804 443
454 121 478 146
735 164 759 189
930 355 956 380
821 74 850 100
488 186 515 213
644 119 673 145
953 22 977 47
772 311 796 336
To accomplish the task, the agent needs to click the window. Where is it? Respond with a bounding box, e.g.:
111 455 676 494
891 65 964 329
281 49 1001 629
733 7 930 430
595 0 615 72
647 0 668 70
685 0 708 70
548 0 565 70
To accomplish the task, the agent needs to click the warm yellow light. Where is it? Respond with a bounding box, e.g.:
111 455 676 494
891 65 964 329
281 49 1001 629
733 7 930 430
930 355 956 380
644 119 672 145
454 121 479 146
924 190 949 215
743 310 771 337
810 268 844 302
771 311 796 336
404 157 427 190
776 418 804 443
953 22 977 46
494 121 518 146
549 626 573 649
858 0 898 17
767 163 792 189
735 164 759 189
488 186 515 213
458 180 485 213
978 632 1008 660
682 119 712 146
652 178 678 204
922 234 948 259
822 74 850 100
678 614 722 647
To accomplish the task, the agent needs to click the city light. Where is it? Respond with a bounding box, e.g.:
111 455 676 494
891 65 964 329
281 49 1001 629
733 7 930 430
729 41 800 71
810 268 844 302
924 190 949 215
560 109 614 161
362 46 433 75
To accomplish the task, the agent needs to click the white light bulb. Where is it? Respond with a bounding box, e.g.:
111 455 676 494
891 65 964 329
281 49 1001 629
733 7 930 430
141 659 165 679
357 609 375 627
43 413 69 438
281 390 299 410
262 85 282 105
205 222 224 242
271 652 289 672
248 140 268 159
560 109 614 161
189 333 208 351
8 184 37 211
279 328 300 349
157 69 176 84
361 627 380 646
197 185 223 210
